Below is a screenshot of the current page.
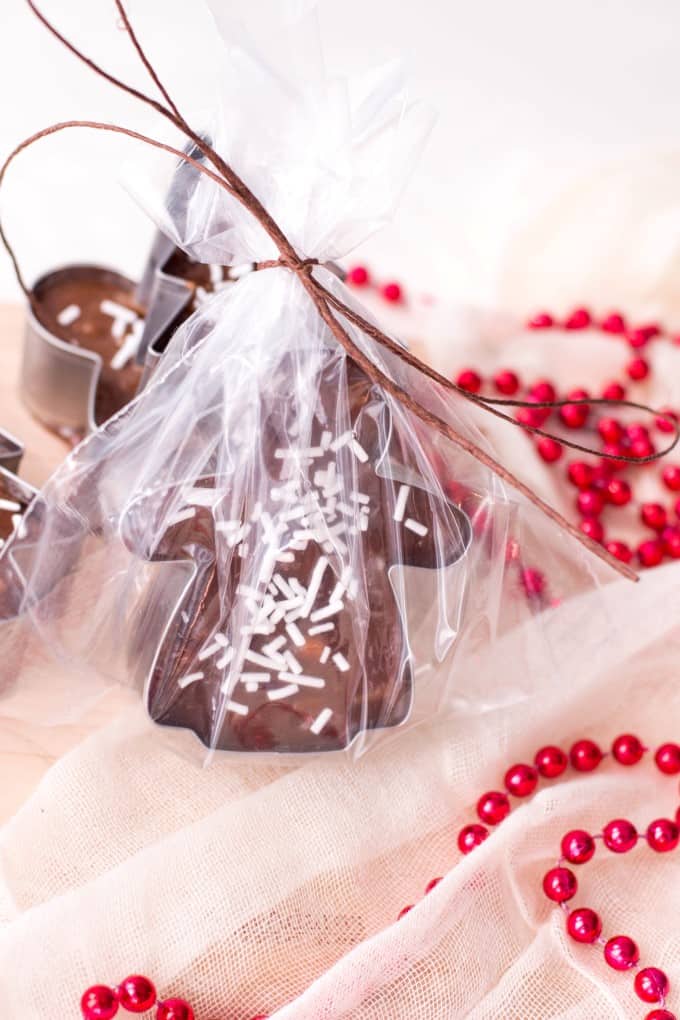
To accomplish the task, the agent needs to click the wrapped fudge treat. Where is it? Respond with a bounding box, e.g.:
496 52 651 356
0 0 649 760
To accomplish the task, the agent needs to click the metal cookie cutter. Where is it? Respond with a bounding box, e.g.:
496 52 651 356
0 428 37 622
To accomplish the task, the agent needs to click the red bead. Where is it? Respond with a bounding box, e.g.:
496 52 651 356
579 518 604 542
662 526 680 559
534 745 568 778
635 968 670 1004
347 265 369 287
662 466 680 491
570 739 603 772
628 327 653 349
81 987 119 1020
477 791 511 825
602 381 626 400
458 824 488 854
577 490 604 517
504 763 538 798
598 417 624 443
627 356 650 381
565 307 591 330
117 976 156 1014
567 907 602 943
604 935 640 971
612 733 645 765
591 461 615 485
250 1016 270 1020
558 399 591 428
631 437 656 460
528 312 554 329
530 380 557 403
656 409 678 434
655 743 680 774
494 369 520 395
638 539 664 567
603 818 638 853
382 281 403 303
567 461 594 489
516 406 550 428
156 1000 195 1020
425 876 442 894
561 829 596 864
645 1011 676 1020
456 369 482 394
606 540 633 564
641 503 668 532
646 818 680 853
676 497 680 520
398 904 414 919
520 568 545 596
542 866 577 902
604 478 631 507
537 437 563 463
601 312 626 334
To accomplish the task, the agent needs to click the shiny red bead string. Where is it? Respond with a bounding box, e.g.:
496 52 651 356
80 974 267 1020
452 307 680 570
394 734 680 1020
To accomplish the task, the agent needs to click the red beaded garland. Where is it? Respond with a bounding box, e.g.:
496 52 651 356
638 539 665 568
156 1000 195 1020
627 357 650 381
635 967 670 1004
605 935 640 971
612 733 645 766
646 818 680 853
577 489 605 517
347 265 369 287
580 517 604 542
645 1011 676 1020
605 478 632 507
662 466 680 491
494 369 520 395
566 907 602 944
382 281 403 303
456 369 482 394
662 527 680 559
117 975 156 1013
529 312 554 328
606 540 633 564
561 829 596 864
537 437 563 463
602 312 626 334
542 866 577 903
534 745 568 778
567 461 594 490
504 763 538 798
81 986 119 1020
425 876 443 894
477 791 511 825
570 739 603 772
603 818 638 853
566 307 591 330
641 503 668 532
397 904 414 919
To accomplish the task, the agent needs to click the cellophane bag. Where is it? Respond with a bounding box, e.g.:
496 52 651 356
0 2 651 1018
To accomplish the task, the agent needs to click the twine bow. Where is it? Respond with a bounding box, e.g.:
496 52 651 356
1 0 678 582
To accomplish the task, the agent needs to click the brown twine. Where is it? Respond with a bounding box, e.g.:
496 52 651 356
3 1 679 580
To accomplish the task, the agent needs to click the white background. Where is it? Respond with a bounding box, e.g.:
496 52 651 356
1 0 680 303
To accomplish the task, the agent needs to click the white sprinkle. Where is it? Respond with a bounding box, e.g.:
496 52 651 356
238 543 249 557
251 501 263 522
215 634 229 647
57 303 80 326
405 518 428 537
210 264 224 286
319 645 331 664
245 682 259 693
168 506 196 527
310 601 344 623
215 519 241 532
178 671 203 688
286 622 306 647
263 635 287 655
283 650 303 674
184 486 225 507
350 491 370 505
226 700 248 716
393 484 411 523
351 439 369 463
359 516 369 532
330 430 352 452
237 583 263 601
320 430 332 449
198 640 223 661
280 505 308 523
0 498 21 513
290 578 307 598
110 317 144 369
101 298 137 324
278 672 325 689
245 649 281 671
239 672 270 684
181 611 190 625
330 581 346 603
293 529 315 542
309 622 334 636
216 647 234 670
336 502 355 518
268 683 299 701
332 652 350 672
310 707 333 735
299 555 329 617
277 551 295 563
